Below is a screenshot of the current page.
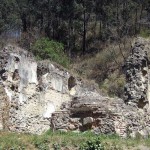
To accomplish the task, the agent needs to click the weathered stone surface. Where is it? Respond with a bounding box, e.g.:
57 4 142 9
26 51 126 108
1 38 150 138
51 97 150 138
0 45 73 134
124 37 150 108
50 38 150 138
83 117 94 125
0 44 102 134
0 85 9 130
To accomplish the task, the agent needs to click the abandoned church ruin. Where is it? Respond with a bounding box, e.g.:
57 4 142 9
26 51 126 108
0 37 150 138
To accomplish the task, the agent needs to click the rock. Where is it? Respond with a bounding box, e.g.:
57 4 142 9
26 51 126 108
138 130 149 138
58 129 68 133
68 124 76 130
124 37 150 108
0 45 73 134
83 117 94 125
0 85 9 130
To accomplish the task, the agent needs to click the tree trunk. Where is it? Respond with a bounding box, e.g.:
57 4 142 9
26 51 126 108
21 14 27 32
82 2 86 55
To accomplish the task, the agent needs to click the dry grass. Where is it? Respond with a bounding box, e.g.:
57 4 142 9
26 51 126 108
72 37 132 78
71 37 133 97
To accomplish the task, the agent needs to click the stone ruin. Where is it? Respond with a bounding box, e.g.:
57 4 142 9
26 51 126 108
50 37 150 138
0 45 102 134
0 37 150 138
124 38 150 108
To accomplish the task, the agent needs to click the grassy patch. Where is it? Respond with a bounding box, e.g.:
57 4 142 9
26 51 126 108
0 130 150 150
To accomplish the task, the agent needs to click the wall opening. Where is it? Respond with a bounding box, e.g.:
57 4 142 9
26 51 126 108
14 56 20 62
0 69 7 81
68 76 76 91
137 98 148 109
142 70 147 77
12 69 19 80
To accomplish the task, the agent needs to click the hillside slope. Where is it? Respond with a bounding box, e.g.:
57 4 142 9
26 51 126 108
72 37 150 98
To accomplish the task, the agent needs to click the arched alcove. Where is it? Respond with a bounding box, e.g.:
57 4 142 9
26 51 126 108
68 76 76 91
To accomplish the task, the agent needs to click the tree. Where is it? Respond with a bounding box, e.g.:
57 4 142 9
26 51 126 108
0 0 149 57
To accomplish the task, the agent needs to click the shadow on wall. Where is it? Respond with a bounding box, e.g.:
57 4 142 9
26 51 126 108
68 76 76 91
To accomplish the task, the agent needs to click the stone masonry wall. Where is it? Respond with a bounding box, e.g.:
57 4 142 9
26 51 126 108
0 84 9 130
51 98 150 138
124 38 150 108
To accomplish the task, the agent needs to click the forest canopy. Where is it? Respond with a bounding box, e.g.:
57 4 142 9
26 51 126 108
0 0 150 55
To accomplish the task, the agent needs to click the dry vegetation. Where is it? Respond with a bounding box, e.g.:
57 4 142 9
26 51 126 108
71 37 133 97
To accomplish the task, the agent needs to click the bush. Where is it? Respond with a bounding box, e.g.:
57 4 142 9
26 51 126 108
31 38 69 67
79 138 104 150
140 29 150 38
33 135 49 150
101 72 125 98
53 143 61 150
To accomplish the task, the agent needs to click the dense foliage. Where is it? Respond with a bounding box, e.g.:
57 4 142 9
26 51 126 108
31 38 69 67
0 0 150 55
79 138 104 150
0 0 150 97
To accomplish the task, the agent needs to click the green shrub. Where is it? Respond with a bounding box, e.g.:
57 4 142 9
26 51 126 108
101 72 125 98
53 143 61 150
140 29 150 38
79 138 104 150
31 38 69 67
33 135 49 150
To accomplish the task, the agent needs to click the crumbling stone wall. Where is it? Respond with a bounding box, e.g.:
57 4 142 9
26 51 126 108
51 109 116 135
1 39 150 138
0 45 100 134
124 38 150 108
0 85 10 130
0 45 73 134
50 38 150 138
51 98 150 138
51 98 121 136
